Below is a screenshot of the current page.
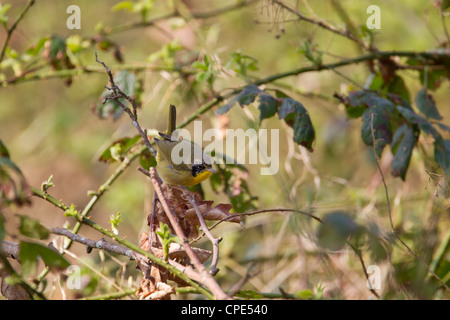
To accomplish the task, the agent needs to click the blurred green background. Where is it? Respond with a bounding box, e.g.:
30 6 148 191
1 0 449 299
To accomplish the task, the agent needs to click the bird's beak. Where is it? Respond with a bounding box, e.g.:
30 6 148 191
207 167 216 174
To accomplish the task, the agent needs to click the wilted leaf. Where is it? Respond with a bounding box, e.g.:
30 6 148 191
184 200 238 238
415 88 442 120
391 124 418 180
396 106 440 139
18 215 50 240
434 137 450 173
216 85 262 115
258 93 279 122
361 102 394 157
278 98 315 151
378 57 397 83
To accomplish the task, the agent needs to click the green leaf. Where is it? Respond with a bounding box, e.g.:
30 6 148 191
295 289 314 299
258 94 278 122
278 98 315 151
391 124 418 180
361 102 394 157
25 37 48 56
227 51 259 79
111 1 134 12
139 148 157 170
64 204 79 218
18 215 50 240
19 241 70 276
298 39 322 65
443 0 450 11
110 212 122 235
99 135 141 163
41 174 55 193
396 106 440 139
0 4 11 29
387 75 410 104
434 138 450 173
415 88 442 120
216 85 262 115
317 211 359 251
0 139 10 158
0 141 31 207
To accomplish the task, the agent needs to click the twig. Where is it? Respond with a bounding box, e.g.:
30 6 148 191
272 0 368 50
51 228 135 258
369 112 449 292
95 53 156 156
107 0 258 35
50 227 205 286
0 0 35 63
227 262 258 297
182 189 222 276
193 208 323 241
348 243 380 299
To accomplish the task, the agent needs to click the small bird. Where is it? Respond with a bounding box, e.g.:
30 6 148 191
154 105 215 186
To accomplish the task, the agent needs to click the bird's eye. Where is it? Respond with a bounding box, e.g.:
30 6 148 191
192 164 205 177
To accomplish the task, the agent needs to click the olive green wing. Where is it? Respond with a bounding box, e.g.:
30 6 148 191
154 138 191 172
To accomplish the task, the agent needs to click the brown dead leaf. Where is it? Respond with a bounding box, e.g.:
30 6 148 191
378 57 398 83
150 184 240 239
184 200 239 238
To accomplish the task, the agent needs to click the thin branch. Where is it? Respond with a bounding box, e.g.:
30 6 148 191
107 0 258 35
0 0 35 63
348 243 380 299
95 53 156 156
183 189 222 276
51 228 135 258
369 112 449 292
272 0 368 50
227 262 258 297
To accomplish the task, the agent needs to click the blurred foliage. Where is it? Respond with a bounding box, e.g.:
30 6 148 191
0 0 449 300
